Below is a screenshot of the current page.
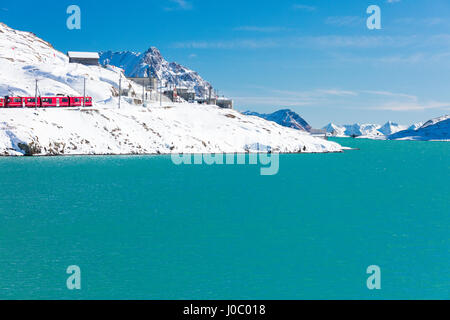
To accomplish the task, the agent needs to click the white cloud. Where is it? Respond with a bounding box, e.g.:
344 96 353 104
172 34 431 50
234 26 291 33
164 0 192 11
363 90 417 101
292 4 316 11
325 16 364 27
373 101 450 111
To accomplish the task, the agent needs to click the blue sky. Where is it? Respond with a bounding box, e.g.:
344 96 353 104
1 0 450 126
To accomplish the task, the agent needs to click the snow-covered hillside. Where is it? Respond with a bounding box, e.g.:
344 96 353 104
0 103 343 156
243 109 312 132
388 115 450 141
100 48 212 98
0 23 135 103
0 23 343 156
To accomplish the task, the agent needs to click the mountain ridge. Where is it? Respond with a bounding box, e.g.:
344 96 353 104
99 48 212 98
243 109 312 132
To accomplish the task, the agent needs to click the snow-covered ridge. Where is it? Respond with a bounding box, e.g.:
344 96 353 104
100 48 212 98
243 109 312 132
388 115 450 141
0 22 344 156
323 116 449 141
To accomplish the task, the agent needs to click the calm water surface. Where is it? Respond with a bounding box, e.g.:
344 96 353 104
0 138 449 299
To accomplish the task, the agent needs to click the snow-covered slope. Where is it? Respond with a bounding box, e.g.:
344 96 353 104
408 122 424 131
100 48 212 98
378 121 408 136
243 109 312 132
389 115 450 141
0 23 134 102
0 23 344 156
0 103 343 156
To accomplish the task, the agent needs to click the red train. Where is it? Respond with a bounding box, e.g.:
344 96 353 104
0 96 93 108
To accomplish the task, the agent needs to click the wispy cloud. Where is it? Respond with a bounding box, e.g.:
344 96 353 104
164 0 192 11
234 86 449 113
234 88 358 107
386 0 401 3
395 17 448 27
363 90 417 101
234 26 291 33
372 101 450 111
292 4 316 11
233 96 313 107
325 16 365 27
172 35 424 50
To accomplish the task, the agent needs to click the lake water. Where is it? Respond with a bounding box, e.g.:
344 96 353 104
0 138 449 300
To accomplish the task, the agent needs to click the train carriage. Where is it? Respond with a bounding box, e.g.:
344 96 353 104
24 97 40 107
41 97 71 107
1 96 93 108
5 97 24 108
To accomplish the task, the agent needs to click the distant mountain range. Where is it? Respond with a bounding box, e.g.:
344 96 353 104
323 122 408 138
99 48 212 98
244 108 449 141
243 109 312 132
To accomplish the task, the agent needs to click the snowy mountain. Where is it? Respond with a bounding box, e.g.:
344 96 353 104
0 23 343 156
243 109 312 132
323 121 407 138
100 48 212 98
389 115 450 141
407 122 424 131
323 123 384 137
378 121 408 136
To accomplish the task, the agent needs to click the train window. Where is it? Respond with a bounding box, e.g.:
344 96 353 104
14 98 21 102
62 98 69 102
74 98 80 102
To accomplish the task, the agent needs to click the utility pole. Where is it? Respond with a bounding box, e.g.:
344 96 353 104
118 73 122 109
159 79 162 107
208 85 212 105
35 79 38 109
142 79 145 107
83 77 86 108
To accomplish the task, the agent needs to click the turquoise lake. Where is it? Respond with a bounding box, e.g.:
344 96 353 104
0 138 449 300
